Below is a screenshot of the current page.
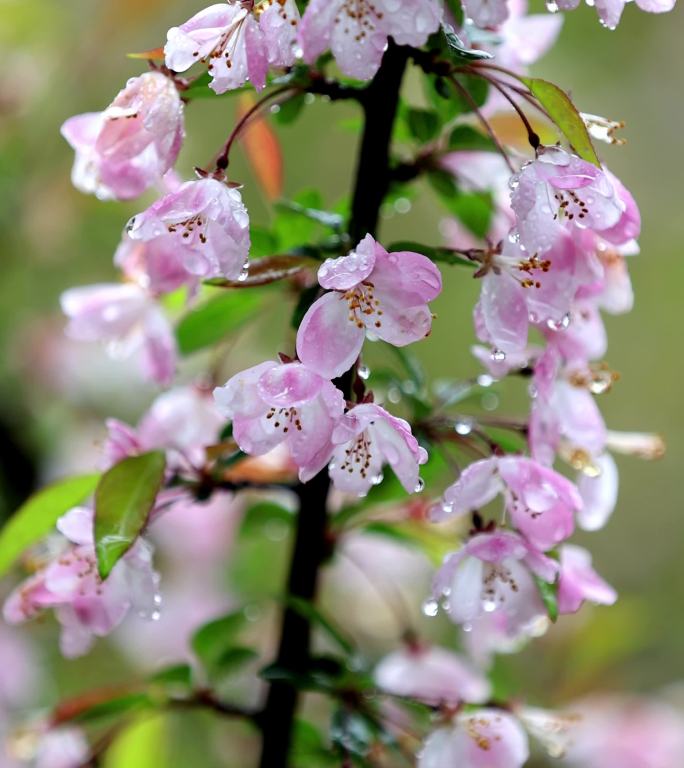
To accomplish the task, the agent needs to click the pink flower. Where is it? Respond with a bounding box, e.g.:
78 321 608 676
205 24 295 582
296 235 442 379
61 72 184 201
576 452 618 531
418 710 529 768
127 178 251 281
434 456 582 552
114 231 199 297
510 146 626 255
374 644 491 705
104 385 225 471
60 283 176 386
329 403 428 496
557 0 675 30
462 0 510 28
3 507 159 658
557 544 616 614
474 232 596 357
164 1 300 95
529 379 607 467
299 0 442 81
432 530 558 632
33 728 90 768
564 695 684 768
213 360 345 482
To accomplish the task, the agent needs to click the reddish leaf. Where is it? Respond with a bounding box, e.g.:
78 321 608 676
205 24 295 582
126 47 165 61
237 93 283 201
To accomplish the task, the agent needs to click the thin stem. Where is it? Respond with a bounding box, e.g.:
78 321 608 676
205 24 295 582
213 86 295 171
257 43 409 768
481 75 540 150
448 76 515 173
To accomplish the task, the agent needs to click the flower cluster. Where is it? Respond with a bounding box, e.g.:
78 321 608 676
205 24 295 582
0 1 677 766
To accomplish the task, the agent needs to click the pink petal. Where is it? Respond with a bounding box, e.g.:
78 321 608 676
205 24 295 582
318 234 376 290
296 291 365 379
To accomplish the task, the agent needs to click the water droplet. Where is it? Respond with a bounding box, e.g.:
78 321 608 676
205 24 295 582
150 610 161 621
440 500 454 516
483 599 497 613
237 262 249 282
462 622 473 633
328 461 337 471
546 0 559 13
422 598 439 617
304 93 315 105
491 349 506 362
477 374 494 388
387 386 401 404
371 472 384 486
528 311 539 324
269 104 281 114
357 364 370 380
481 392 499 411
454 418 473 436
403 380 417 395
414 478 425 493
394 197 411 214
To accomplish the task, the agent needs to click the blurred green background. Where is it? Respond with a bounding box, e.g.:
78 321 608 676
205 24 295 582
0 0 682 764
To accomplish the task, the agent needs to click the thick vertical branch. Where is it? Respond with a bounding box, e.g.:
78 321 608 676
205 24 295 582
257 43 409 768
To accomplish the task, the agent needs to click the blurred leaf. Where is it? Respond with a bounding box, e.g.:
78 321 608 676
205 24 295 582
406 107 440 142
0 473 99 578
522 78 600 166
176 290 263 355
534 575 559 623
448 191 494 239
286 596 355 655
427 168 459 199
211 646 259 678
149 664 193 693
126 47 165 61
448 124 497 152
274 92 306 125
275 200 344 231
238 93 283 200
362 521 453 566
450 74 489 112
330 708 377 759
206 254 318 288
191 610 247 669
95 452 166 579
183 74 250 100
250 226 279 257
104 713 167 768
389 347 425 389
292 720 337 767
291 284 321 330
72 692 153 724
485 427 527 454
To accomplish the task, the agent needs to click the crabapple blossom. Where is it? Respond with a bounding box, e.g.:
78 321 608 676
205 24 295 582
418 710 529 768
557 543 617 614
563 696 684 768
329 403 428 496
3 507 159 658
299 0 442 81
510 146 628 255
556 0 676 31
126 178 251 281
576 452 619 530
33 728 90 768
432 530 558 633
297 234 442 379
60 282 176 386
213 360 345 482
104 385 224 471
61 71 184 201
164 1 300 95
434 455 582 552
374 643 491 705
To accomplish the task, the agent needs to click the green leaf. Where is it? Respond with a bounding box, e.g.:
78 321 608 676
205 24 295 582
273 92 306 125
286 596 355 655
405 107 440 143
448 125 497 152
534 575 560 623
448 191 494 239
292 720 337 767
183 72 250 100
274 200 344 231
522 77 600 167
427 168 459 200
176 290 263 355
149 664 193 692
104 713 167 768
0 473 99 578
94 452 166 579
191 610 247 669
